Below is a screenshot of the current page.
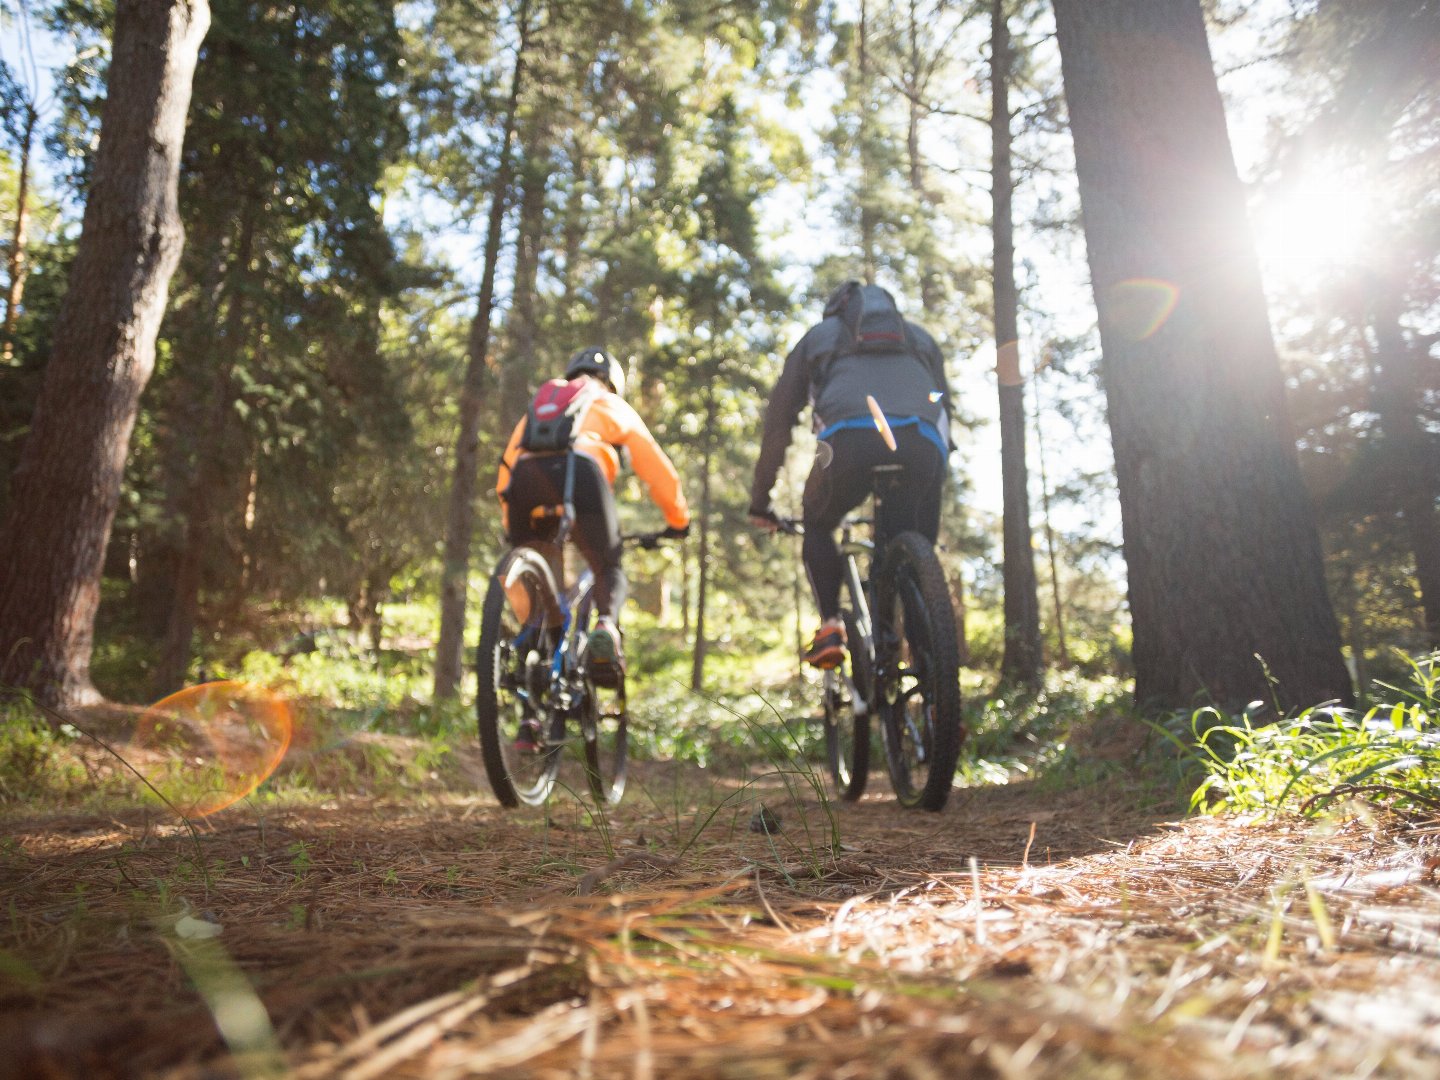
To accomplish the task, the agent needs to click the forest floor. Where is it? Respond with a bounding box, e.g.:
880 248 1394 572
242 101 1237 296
2 708 1439 1079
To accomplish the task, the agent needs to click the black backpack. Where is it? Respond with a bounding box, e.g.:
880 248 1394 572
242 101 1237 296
810 284 948 433
520 378 602 453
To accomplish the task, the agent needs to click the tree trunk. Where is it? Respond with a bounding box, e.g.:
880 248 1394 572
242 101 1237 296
904 0 942 314
154 207 258 696
1369 285 1440 647
499 151 549 429
1051 0 1350 711
0 0 210 711
857 0 877 284
2 103 37 365
1032 368 1070 668
433 0 532 701
993 0 1043 688
689 395 716 692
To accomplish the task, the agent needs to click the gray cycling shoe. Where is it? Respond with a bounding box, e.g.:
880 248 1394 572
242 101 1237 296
586 618 624 687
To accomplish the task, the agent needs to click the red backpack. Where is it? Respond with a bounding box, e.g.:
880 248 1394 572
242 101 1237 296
520 378 602 453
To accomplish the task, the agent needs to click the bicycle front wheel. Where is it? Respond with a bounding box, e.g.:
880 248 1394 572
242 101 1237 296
824 607 870 801
875 532 963 811
476 564 564 807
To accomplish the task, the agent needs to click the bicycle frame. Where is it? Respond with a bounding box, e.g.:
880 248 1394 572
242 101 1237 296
832 520 875 718
837 463 908 699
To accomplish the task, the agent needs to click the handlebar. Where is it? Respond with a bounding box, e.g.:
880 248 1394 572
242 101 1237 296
771 516 803 537
756 514 872 537
623 529 687 550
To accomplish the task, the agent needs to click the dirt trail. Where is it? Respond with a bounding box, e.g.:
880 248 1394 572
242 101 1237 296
2 748 1438 1078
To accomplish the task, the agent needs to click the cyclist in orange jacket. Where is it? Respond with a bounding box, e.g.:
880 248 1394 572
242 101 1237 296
497 347 690 685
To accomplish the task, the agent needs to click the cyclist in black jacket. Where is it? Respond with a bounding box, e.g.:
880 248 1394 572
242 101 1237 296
749 281 953 668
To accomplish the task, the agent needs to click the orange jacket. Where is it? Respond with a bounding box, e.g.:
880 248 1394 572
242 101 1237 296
497 383 690 531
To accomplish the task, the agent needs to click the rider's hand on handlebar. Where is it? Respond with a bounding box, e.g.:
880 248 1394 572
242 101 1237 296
661 523 690 540
749 505 780 534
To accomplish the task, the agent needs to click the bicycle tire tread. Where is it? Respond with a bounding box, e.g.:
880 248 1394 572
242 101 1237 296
881 531 964 811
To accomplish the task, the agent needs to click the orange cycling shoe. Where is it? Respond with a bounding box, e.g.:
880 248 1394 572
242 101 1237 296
804 621 847 669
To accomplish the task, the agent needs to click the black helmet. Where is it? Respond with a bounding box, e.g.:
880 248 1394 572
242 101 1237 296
564 346 625 397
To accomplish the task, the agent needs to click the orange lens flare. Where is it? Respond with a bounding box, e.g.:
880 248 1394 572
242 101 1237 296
1105 278 1180 342
135 681 293 817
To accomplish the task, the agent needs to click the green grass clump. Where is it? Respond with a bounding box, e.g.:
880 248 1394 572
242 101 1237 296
1174 651 1439 817
0 705 87 804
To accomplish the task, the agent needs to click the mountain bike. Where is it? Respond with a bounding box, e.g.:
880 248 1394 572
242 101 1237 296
780 462 963 811
476 493 673 808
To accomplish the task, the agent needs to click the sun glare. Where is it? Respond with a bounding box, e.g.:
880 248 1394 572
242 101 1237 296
134 681 293 817
1252 183 1377 284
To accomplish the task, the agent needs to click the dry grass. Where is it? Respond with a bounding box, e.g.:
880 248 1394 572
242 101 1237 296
2 745 1438 1078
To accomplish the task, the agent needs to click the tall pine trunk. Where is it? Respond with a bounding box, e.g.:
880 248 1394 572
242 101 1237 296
499 152 549 430
0 0 210 710
2 102 37 365
1370 285 1440 647
433 0 532 701
154 207 258 695
856 0 877 283
1032 371 1070 668
992 0 1043 688
1051 0 1350 710
689 392 716 693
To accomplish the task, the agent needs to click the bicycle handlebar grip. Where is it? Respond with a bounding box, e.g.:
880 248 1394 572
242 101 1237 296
774 517 803 537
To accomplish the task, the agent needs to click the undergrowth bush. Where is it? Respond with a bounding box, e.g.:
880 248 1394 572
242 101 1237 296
958 670 1131 787
1167 652 1439 817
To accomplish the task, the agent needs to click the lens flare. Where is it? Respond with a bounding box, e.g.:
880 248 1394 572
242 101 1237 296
134 682 293 817
1105 278 1180 342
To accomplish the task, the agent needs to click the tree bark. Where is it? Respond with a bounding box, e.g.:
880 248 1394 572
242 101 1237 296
1031 367 1070 668
1051 0 1351 711
2 102 37 365
1369 284 1440 647
857 0 877 284
993 0 1043 688
689 391 716 693
154 204 258 696
904 0 942 314
500 151 549 429
434 0 532 700
0 0 210 710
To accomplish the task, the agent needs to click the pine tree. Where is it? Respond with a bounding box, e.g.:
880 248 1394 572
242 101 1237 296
1051 0 1352 710
0 0 210 710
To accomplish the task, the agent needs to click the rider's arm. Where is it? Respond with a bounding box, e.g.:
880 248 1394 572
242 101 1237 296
910 323 957 437
749 336 812 514
593 397 691 530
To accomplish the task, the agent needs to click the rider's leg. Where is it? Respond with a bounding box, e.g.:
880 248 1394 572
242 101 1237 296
568 455 626 683
800 430 876 667
801 430 881 616
567 455 625 620
873 427 946 544
503 456 566 585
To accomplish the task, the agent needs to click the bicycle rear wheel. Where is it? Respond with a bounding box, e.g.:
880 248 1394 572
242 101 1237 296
476 563 564 807
875 531 963 811
824 606 870 801
575 594 628 804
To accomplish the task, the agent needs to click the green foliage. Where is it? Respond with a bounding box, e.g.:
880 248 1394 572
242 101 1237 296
958 669 1131 789
0 707 86 804
1170 652 1440 818
626 618 822 768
